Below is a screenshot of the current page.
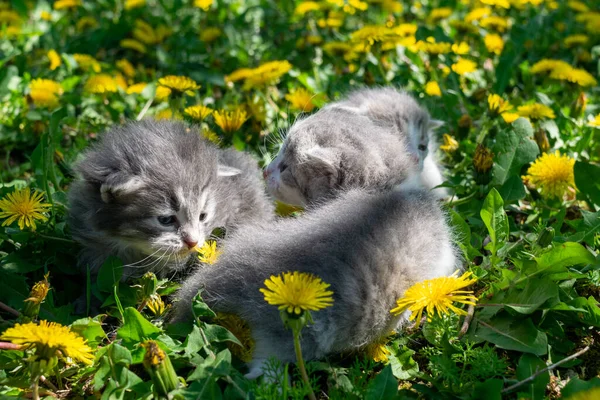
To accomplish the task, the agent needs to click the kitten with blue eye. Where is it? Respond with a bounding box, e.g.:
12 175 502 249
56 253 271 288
172 187 458 378
68 119 274 279
263 87 447 206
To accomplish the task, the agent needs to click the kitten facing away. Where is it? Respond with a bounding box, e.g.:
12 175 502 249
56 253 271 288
263 87 447 207
172 187 458 378
68 119 274 279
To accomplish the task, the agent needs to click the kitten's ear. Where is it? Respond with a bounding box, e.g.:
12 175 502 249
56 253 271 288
305 147 339 178
428 120 445 130
100 175 145 203
217 165 241 177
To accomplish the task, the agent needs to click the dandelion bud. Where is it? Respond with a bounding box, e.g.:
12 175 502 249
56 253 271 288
458 114 472 136
534 128 550 153
439 134 459 153
137 272 158 301
473 144 494 184
142 341 179 396
536 227 555 247
23 273 50 320
147 294 169 318
571 91 587 118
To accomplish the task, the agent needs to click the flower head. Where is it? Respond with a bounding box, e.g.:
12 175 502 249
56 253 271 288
215 313 255 362
473 144 494 173
480 16 509 32
73 54 101 73
120 38 147 54
523 151 575 199
530 59 571 74
260 271 334 315
240 61 292 90
588 114 600 127
440 134 459 153
451 41 470 55
391 271 477 326
26 273 50 306
213 108 249 132
29 79 63 108
194 0 213 11
564 34 589 48
184 104 213 121
364 333 394 363
47 50 61 71
549 66 597 87
285 88 317 112
451 58 477 75
428 7 452 22
501 112 519 123
158 75 200 94
487 94 512 115
425 81 441 97
517 103 555 121
126 82 147 95
484 34 504 54
0 320 94 365
202 127 220 145
147 294 169 317
116 59 136 78
0 189 51 230
125 0 146 10
195 240 222 264
53 0 81 10
84 74 124 94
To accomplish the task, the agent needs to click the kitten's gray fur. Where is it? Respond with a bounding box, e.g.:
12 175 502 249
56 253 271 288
172 187 458 378
264 87 447 206
68 119 274 279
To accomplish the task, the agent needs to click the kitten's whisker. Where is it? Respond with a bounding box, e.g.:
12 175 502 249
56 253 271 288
122 248 162 268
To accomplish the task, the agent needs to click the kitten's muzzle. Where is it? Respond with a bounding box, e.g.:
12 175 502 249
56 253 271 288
183 238 198 249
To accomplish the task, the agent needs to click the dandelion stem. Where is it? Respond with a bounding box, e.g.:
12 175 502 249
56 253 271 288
0 341 21 350
0 301 20 317
32 377 40 400
292 327 316 400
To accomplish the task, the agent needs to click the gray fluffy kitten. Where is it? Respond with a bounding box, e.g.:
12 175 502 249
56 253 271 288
68 119 274 278
263 87 447 206
172 187 457 378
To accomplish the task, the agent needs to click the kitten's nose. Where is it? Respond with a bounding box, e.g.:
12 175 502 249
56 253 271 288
184 239 198 249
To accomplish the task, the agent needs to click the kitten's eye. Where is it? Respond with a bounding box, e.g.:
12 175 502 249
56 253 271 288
157 215 177 225
418 144 427 151
199 212 207 222
279 163 288 173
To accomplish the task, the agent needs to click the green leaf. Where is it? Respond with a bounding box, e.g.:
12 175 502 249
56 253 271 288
70 317 107 347
566 210 600 245
536 242 595 274
117 307 161 345
472 315 547 355
96 256 124 293
491 118 539 186
187 349 231 382
575 161 600 206
480 188 509 258
192 292 217 319
561 377 600 398
503 278 559 314
203 323 242 346
365 365 399 400
498 175 526 203
516 354 549 400
472 379 503 400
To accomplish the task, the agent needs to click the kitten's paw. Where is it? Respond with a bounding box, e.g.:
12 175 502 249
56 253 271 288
244 358 267 380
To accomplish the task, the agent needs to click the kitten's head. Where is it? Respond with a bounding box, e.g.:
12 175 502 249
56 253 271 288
71 120 239 268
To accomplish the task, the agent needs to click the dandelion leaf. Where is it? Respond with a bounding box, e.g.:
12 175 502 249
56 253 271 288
516 354 548 400
491 118 539 186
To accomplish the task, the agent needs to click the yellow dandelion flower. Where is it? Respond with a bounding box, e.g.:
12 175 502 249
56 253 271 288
120 38 147 54
146 294 169 317
155 109 175 120
517 103 555 120
523 151 575 199
125 0 146 10
26 273 50 306
73 54 101 73
158 75 200 94
393 23 418 37
213 108 249 132
440 134 459 153
549 66 597 87
567 0 589 12
195 241 222 264
484 34 504 54
116 59 136 78
451 20 479 34
487 94 512 115
363 333 394 363
317 16 344 29
473 144 494 173
141 340 166 367
184 104 213 121
76 16 98 31
452 41 470 55
30 78 63 95
414 38 452 55
260 271 334 315
465 7 491 23
285 88 317 112
126 82 147 95
200 27 221 42
564 34 589 48
53 0 81 10
0 320 94 365
194 0 213 11
351 25 398 45
215 313 255 362
564 387 600 400
155 86 171 101
29 78 63 108
390 271 478 326
501 112 519 123
588 114 600 127
84 74 120 94
0 26 21 38
429 7 452 22
480 16 509 32
530 59 571 74
202 127 220 145
225 68 253 84
381 0 402 13
425 81 441 97
47 50 61 70
480 0 510 9
451 58 477 75
295 2 321 15
241 60 292 90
